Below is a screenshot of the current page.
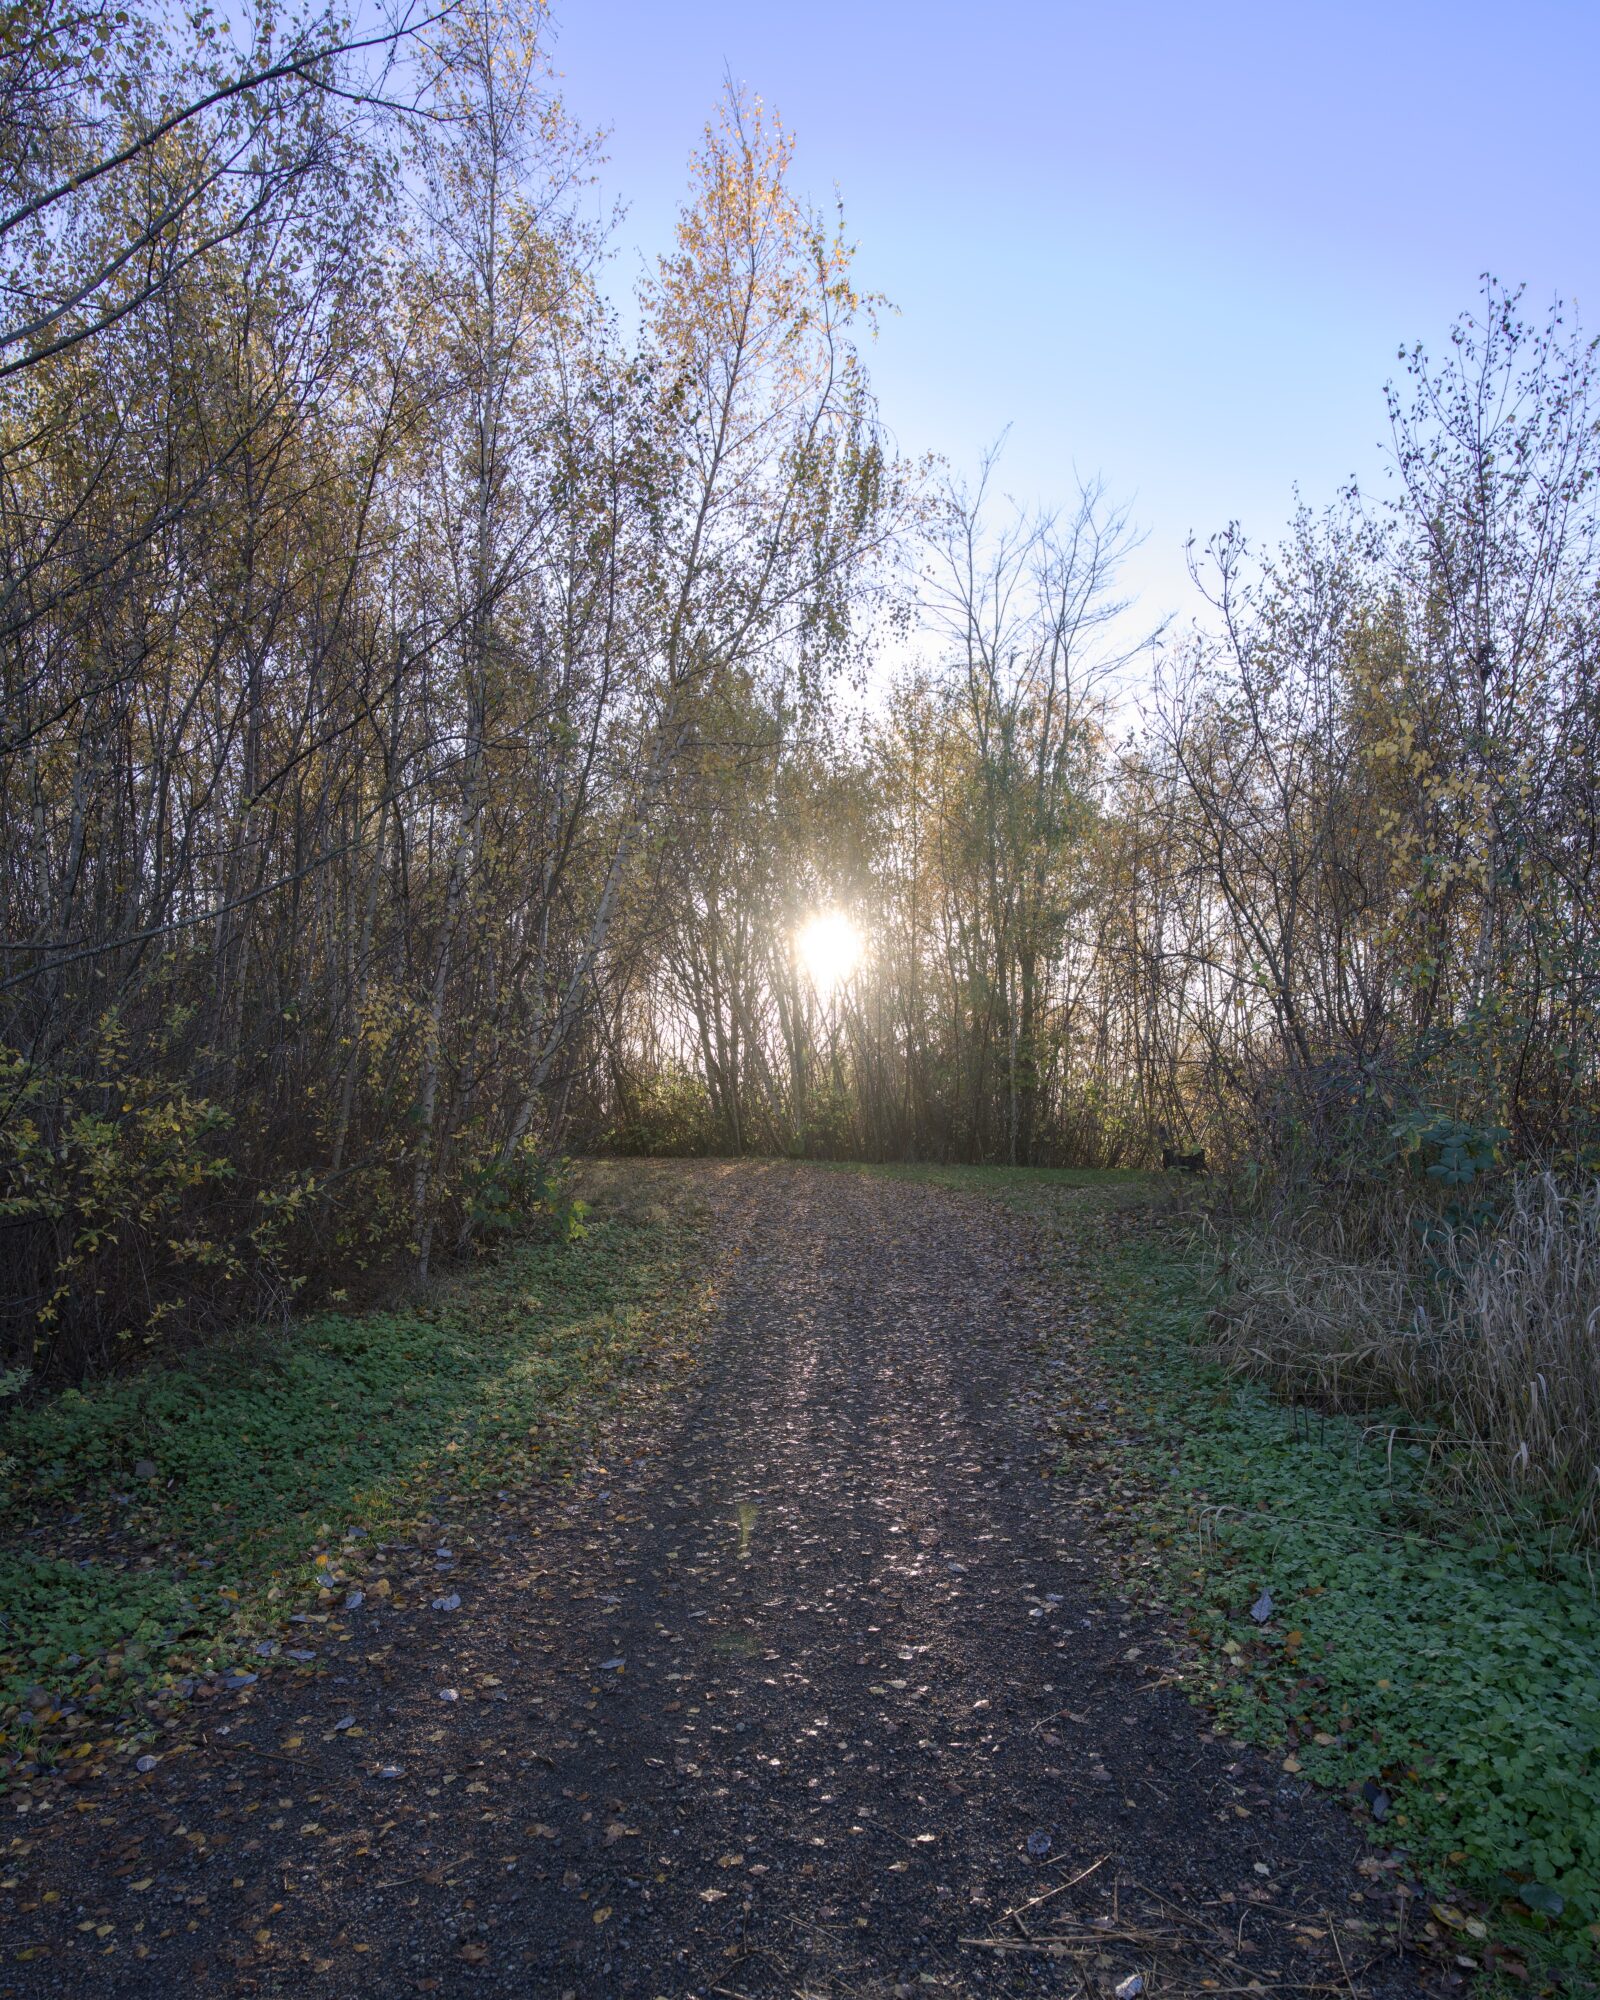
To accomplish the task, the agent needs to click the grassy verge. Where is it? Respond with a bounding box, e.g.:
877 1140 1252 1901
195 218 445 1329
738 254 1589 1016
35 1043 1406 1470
851 1162 1600 1987
0 1161 709 1772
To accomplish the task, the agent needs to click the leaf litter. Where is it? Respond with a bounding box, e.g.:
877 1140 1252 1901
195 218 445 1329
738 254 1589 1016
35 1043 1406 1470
0 1163 1432 1997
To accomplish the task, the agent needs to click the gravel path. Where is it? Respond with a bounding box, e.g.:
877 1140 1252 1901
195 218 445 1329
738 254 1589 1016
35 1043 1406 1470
2 1164 1429 1997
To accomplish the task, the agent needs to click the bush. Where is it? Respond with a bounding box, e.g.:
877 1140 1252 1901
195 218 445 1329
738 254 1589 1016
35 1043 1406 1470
463 1146 587 1243
0 1014 587 1382
0 1031 300 1379
604 1069 722 1156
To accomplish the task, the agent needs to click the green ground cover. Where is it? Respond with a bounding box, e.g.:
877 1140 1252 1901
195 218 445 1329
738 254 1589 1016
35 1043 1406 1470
0 1164 706 1762
855 1162 1600 1984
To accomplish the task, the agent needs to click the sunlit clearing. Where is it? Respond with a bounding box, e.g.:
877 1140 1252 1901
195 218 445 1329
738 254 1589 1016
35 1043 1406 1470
795 908 865 995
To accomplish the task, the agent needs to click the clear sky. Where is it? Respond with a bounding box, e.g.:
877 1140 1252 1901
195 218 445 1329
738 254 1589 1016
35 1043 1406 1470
547 0 1599 650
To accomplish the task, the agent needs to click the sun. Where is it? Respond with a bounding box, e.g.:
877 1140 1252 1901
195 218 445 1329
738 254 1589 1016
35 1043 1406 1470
795 908 865 996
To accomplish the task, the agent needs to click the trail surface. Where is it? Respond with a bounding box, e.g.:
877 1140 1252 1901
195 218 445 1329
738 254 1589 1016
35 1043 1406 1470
4 1164 1427 1997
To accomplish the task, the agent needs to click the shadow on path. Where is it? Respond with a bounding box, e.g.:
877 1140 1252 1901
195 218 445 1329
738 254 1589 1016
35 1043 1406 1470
2 1163 1429 1998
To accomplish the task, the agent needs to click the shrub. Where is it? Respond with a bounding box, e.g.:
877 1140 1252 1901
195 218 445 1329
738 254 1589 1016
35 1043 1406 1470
604 1069 722 1156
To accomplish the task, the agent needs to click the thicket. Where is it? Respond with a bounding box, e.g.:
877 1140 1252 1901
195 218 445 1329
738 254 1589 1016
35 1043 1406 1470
586 286 1600 1541
596 292 1600 1183
0 0 893 1381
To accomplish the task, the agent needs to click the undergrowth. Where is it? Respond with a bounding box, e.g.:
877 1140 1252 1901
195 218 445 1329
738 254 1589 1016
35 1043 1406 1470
1100 1224 1600 1981
860 1163 1600 1987
0 1163 707 1759
1216 1171 1600 1547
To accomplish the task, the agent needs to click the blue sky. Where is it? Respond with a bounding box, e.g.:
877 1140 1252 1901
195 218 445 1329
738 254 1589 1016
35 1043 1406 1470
549 0 1599 649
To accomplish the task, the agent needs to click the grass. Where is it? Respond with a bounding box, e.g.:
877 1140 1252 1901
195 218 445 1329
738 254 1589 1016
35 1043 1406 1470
851 1161 1600 1985
6 1149 1595 1979
0 1161 708 1761
1219 1172 1600 1546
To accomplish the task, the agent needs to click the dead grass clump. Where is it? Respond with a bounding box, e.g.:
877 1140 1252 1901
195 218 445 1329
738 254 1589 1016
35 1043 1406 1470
1216 1173 1600 1544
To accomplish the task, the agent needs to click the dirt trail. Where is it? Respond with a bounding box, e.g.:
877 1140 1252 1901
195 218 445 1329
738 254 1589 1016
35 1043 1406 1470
2 1164 1427 1997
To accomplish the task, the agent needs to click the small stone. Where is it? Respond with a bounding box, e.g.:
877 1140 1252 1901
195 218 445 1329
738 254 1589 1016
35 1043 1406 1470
1025 1829 1052 1859
343 1590 364 1610
439 1687 459 1702
333 1715 356 1732
1115 1977 1145 2000
135 1754 159 1773
431 1592 461 1612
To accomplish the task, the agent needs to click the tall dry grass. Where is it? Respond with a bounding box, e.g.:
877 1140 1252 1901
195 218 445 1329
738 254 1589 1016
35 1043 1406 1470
1214 1173 1600 1546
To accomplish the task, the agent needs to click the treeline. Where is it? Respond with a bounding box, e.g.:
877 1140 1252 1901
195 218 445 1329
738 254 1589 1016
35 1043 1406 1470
590 282 1600 1545
592 465 1145 1164
4 0 1597 1388
0 0 892 1376
595 291 1600 1189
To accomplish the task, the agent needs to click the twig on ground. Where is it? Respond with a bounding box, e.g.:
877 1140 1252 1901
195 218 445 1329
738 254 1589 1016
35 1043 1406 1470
1327 1908 1362 2000
202 1734 299 1765
998 1851 1109 1927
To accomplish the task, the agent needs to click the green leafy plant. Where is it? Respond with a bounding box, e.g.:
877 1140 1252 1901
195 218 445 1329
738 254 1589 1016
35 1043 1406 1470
1093 1203 1600 1976
863 1165 1600 1980
0 1165 697 1750
465 1145 587 1243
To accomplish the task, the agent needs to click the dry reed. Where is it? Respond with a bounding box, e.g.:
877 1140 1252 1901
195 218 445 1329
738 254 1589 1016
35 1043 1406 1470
1214 1173 1600 1545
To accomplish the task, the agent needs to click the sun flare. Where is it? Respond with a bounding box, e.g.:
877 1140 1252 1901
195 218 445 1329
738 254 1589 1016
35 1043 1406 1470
795 908 865 995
